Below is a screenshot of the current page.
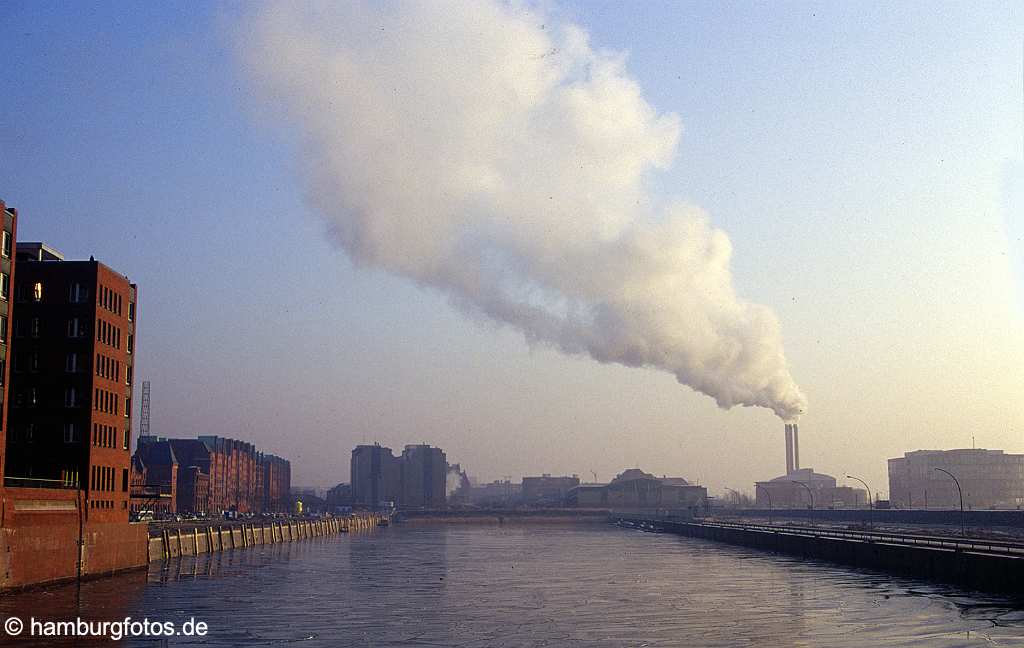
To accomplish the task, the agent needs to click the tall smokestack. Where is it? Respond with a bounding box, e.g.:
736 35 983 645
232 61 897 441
784 423 794 475
792 423 800 471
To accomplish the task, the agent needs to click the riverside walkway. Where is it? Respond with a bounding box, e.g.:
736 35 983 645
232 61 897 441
616 516 1024 595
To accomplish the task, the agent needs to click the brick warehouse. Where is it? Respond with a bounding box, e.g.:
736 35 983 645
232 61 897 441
0 209 148 591
134 435 290 515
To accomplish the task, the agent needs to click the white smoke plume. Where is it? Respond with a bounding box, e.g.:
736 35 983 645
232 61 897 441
446 467 464 500
241 1 807 420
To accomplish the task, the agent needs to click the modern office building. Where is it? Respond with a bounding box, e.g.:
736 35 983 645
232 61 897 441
400 444 447 508
5 243 137 522
351 443 401 507
888 449 1024 510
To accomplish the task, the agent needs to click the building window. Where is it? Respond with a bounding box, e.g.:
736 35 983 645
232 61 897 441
0 273 8 300
125 365 132 385
123 426 129 450
66 353 79 373
128 302 135 322
32 281 42 302
28 387 38 407
64 423 80 444
0 315 7 341
64 387 77 408
126 334 133 354
30 317 39 338
125 397 131 418
68 318 85 338
1 231 10 258
69 282 88 303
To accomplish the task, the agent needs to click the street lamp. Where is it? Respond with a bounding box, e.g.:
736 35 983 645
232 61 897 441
845 475 872 510
794 481 814 510
934 468 965 537
755 483 773 525
723 487 741 511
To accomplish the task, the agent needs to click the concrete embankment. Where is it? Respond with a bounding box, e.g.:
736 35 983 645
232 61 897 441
148 514 386 562
397 509 610 525
629 518 1024 595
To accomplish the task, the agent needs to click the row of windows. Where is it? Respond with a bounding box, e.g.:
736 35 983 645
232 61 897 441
12 317 40 338
97 318 121 349
7 279 135 320
11 281 42 303
8 423 128 449
98 284 124 316
94 388 120 415
92 422 127 449
12 386 130 414
96 353 120 381
91 465 122 493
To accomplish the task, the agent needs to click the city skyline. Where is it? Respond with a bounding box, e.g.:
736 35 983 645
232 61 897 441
1 1 1021 496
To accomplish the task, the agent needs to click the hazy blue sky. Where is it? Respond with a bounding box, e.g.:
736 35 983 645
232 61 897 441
1 1 1021 497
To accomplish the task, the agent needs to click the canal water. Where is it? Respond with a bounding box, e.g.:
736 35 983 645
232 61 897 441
3 523 1024 646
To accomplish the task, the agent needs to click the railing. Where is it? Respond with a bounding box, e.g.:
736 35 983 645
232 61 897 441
4 476 80 489
664 519 1024 557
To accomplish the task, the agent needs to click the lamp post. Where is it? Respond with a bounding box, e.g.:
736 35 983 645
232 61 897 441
845 475 872 510
934 468 965 536
794 481 814 510
724 487 742 511
755 484 773 525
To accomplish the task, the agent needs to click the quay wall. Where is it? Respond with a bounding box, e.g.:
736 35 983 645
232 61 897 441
147 515 386 562
0 487 149 592
649 519 1024 595
719 508 1024 528
0 481 386 592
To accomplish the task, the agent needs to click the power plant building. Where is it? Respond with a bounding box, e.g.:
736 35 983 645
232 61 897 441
755 423 865 508
888 449 1024 510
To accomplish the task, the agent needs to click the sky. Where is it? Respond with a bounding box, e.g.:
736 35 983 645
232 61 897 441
0 1 1021 498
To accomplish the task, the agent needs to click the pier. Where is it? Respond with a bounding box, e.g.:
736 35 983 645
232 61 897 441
617 516 1024 595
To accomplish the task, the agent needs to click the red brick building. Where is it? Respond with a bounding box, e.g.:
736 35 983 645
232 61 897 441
5 243 137 523
0 201 16 483
135 435 290 514
259 453 290 513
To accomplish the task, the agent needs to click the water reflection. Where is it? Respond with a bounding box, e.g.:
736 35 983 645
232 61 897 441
0 525 1022 647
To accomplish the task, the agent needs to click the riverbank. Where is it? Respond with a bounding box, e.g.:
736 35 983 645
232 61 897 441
147 514 387 562
625 516 1024 595
397 508 610 525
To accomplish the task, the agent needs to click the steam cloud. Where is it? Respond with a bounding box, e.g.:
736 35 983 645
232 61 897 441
242 1 806 420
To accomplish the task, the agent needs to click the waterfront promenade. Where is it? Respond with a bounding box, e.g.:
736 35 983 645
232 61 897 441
618 515 1024 595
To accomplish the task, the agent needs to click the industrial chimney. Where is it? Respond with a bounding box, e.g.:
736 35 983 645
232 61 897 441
792 423 800 472
784 423 794 475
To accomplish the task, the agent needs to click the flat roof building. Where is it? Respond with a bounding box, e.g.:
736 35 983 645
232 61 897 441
889 449 1024 510
5 245 137 522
